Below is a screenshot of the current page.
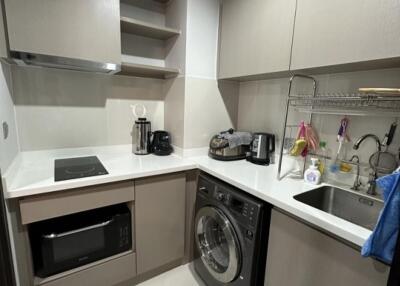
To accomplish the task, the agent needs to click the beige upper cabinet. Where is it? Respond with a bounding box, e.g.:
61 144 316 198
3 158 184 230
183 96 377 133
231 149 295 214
0 1 8 59
218 0 296 80
291 0 400 71
4 0 121 65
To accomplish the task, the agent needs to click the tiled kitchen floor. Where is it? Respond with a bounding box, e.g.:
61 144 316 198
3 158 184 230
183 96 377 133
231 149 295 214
137 264 204 286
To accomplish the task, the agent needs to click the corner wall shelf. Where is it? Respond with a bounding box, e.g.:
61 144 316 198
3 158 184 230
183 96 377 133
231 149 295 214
120 16 181 40
117 61 180 79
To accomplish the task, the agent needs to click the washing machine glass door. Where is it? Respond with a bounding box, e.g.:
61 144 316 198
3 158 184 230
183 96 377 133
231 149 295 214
195 206 241 283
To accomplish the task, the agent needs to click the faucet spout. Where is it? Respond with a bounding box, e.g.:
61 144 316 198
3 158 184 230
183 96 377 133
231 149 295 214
352 133 382 196
349 155 361 191
353 134 382 151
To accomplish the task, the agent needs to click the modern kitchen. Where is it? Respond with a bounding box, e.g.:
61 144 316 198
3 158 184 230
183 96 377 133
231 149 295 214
0 0 400 286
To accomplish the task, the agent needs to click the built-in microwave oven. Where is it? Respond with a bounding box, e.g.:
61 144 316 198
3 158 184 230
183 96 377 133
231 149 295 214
29 203 132 278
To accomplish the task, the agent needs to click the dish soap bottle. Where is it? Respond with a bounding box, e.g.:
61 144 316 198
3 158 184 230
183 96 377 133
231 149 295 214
304 158 321 185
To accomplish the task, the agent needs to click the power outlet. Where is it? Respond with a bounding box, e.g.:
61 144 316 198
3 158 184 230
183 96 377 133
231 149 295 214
2 121 9 140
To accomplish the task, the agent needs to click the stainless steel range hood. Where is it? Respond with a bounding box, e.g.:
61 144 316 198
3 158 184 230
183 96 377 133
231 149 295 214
9 51 121 74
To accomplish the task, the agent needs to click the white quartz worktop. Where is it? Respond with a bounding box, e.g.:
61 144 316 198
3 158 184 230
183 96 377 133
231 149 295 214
2 145 197 198
2 145 374 247
192 156 373 247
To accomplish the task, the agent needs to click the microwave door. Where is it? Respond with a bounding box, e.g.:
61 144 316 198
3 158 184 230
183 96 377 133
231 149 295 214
0 172 16 286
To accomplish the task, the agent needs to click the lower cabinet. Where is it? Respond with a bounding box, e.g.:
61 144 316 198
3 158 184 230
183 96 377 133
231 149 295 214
135 172 186 275
265 209 389 286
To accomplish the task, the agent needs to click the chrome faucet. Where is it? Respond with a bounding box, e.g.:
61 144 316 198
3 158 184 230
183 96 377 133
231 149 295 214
353 134 382 152
349 155 361 191
353 134 382 196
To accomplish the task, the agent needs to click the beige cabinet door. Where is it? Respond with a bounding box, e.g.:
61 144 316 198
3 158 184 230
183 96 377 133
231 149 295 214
265 209 389 286
4 0 121 64
291 0 400 70
135 173 186 275
218 0 296 79
0 1 8 58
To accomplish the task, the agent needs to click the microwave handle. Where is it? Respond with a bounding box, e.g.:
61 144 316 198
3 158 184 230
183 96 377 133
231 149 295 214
42 219 113 239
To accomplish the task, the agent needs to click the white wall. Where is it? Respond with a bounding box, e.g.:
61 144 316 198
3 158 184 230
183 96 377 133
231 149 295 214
11 66 165 151
185 0 220 79
0 63 19 172
182 0 239 150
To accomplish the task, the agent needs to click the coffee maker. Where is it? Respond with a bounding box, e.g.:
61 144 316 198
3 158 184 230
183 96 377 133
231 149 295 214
246 133 275 165
151 131 173 156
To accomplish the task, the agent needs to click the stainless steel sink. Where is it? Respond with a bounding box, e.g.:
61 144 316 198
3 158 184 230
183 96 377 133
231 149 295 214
294 186 383 230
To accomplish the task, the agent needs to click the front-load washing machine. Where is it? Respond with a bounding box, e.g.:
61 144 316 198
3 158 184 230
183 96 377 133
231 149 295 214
193 172 272 286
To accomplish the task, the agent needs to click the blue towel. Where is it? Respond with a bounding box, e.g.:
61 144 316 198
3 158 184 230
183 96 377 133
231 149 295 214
361 172 400 264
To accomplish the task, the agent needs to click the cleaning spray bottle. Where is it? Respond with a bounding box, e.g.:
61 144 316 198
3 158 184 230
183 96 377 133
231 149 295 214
304 158 321 185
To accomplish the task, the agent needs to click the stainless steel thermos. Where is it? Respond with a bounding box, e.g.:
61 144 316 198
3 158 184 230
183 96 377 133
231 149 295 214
131 104 151 155
133 118 151 155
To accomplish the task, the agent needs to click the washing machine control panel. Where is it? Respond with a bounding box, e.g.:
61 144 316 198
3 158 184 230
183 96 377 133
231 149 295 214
231 198 258 226
213 189 258 226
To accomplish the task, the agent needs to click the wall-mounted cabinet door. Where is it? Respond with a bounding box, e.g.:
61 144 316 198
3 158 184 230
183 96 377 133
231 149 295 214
291 0 400 71
135 173 186 275
4 0 121 65
218 0 296 79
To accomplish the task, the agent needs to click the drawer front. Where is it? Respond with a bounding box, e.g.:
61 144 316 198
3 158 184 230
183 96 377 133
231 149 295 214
20 181 134 224
38 252 136 286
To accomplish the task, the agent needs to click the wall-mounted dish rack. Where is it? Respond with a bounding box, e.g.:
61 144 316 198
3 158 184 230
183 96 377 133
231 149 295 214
277 75 400 180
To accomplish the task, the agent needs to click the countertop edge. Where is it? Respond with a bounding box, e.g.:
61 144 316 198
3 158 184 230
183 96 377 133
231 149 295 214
4 163 198 199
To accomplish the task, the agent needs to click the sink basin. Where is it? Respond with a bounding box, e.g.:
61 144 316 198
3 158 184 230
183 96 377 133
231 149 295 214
294 186 383 230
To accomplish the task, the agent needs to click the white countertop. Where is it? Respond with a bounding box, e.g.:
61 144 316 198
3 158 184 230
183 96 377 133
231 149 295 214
2 145 197 198
192 156 373 247
2 145 374 247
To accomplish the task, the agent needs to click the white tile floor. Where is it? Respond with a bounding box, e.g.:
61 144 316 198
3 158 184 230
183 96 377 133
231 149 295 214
137 264 204 286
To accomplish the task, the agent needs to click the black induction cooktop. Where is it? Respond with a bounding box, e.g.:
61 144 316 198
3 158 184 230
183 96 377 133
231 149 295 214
54 156 108 182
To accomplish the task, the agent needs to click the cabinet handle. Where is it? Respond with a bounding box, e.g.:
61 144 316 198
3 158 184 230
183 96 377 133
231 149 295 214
42 219 113 239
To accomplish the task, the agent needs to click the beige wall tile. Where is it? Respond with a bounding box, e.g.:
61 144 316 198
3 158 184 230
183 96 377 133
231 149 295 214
11 66 165 151
164 77 185 148
0 64 19 171
183 77 238 148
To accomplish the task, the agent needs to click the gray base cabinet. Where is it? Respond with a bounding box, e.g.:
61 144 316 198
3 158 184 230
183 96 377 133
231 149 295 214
135 173 186 275
290 0 400 70
265 209 389 286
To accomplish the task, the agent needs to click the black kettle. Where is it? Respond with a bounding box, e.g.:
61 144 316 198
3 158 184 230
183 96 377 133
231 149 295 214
246 133 275 165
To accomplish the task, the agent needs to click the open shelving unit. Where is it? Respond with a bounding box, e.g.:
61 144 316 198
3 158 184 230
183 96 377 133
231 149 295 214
117 0 181 79
120 16 180 40
118 61 179 79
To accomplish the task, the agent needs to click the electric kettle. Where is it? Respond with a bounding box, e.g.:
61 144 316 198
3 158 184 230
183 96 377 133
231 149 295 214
131 104 151 155
246 133 275 165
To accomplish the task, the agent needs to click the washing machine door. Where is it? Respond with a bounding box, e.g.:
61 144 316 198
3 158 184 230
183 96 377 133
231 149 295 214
195 206 241 283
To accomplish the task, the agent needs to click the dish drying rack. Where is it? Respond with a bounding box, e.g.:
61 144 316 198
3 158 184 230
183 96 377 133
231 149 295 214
277 75 400 180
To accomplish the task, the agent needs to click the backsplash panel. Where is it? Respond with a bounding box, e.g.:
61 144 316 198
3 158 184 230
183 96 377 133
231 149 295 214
237 68 400 169
0 64 19 171
11 66 165 151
